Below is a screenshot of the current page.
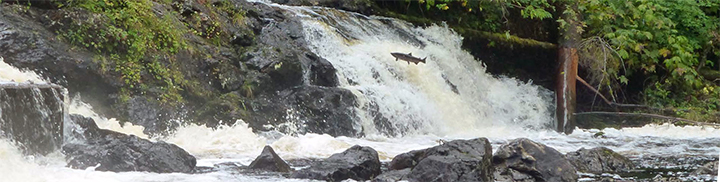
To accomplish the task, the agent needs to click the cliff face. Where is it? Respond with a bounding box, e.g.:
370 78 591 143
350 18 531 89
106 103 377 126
0 0 357 136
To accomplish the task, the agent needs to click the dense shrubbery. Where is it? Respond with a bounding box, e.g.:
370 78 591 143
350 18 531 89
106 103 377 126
580 0 720 121
57 0 246 104
60 0 187 103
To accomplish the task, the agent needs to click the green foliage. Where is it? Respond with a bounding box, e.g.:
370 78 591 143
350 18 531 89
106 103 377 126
185 0 246 46
417 0 553 19
580 0 720 119
60 0 187 104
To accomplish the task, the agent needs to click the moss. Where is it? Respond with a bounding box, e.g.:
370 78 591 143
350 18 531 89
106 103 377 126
194 91 249 127
453 28 556 49
59 0 188 104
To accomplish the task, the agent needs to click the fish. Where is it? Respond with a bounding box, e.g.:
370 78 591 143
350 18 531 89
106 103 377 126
391 52 426 65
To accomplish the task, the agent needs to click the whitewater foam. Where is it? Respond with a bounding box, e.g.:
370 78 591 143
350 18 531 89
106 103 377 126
0 57 45 83
297 8 554 137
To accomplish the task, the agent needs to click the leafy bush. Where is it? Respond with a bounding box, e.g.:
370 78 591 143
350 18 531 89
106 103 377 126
60 0 187 103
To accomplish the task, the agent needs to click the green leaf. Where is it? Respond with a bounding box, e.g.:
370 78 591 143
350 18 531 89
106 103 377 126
619 75 629 84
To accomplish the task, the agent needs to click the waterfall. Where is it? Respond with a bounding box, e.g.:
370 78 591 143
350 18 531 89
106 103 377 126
280 6 555 137
0 62 67 155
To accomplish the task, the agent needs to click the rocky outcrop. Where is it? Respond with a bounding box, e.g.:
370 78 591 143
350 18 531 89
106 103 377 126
565 147 634 174
63 115 196 173
291 145 381 181
493 138 577 182
198 1 360 137
0 0 360 137
387 138 494 182
0 5 124 123
0 83 65 155
249 145 291 172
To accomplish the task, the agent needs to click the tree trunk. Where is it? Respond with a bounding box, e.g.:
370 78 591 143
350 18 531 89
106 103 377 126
555 3 581 134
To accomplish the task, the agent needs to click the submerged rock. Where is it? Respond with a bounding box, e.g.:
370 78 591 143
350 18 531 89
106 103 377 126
387 138 493 182
249 145 291 172
691 160 718 175
291 145 381 181
565 147 634 174
372 168 411 182
63 115 196 173
493 138 577 182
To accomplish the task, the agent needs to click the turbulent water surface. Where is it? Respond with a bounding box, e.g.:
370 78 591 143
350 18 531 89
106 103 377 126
1 1 719 181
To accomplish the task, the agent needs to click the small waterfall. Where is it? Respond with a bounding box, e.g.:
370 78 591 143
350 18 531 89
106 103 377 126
0 57 75 155
0 82 66 155
278 6 555 137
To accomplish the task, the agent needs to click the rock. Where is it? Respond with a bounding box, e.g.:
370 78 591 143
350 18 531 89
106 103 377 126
249 145 291 172
565 147 634 174
123 96 179 135
372 168 411 182
388 138 494 182
0 5 119 120
291 145 381 181
388 152 418 170
0 83 65 155
691 160 718 175
63 115 196 173
493 138 577 182
288 85 358 136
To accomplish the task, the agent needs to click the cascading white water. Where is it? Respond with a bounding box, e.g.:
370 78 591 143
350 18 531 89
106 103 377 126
288 7 553 137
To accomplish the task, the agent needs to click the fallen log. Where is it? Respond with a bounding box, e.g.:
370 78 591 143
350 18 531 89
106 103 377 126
574 111 720 129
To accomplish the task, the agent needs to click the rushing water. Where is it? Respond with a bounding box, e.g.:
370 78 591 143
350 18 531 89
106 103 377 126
1 1 719 181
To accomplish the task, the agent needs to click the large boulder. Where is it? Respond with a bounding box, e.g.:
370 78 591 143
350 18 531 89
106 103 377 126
493 138 577 182
63 115 196 173
291 145 381 181
249 145 291 172
387 138 494 182
565 147 634 174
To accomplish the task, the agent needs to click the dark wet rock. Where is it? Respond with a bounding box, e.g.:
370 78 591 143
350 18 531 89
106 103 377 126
493 138 577 182
123 96 180 135
372 168 411 182
63 115 196 173
288 85 358 136
0 5 119 120
0 83 65 155
388 152 417 170
493 167 535 182
306 52 338 87
565 147 634 174
388 138 494 182
291 145 381 181
249 145 291 172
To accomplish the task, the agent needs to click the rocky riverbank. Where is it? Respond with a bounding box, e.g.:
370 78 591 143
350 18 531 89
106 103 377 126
191 137 715 181
0 0 360 137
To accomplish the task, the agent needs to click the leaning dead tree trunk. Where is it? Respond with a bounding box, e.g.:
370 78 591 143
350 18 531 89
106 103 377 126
555 3 582 134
